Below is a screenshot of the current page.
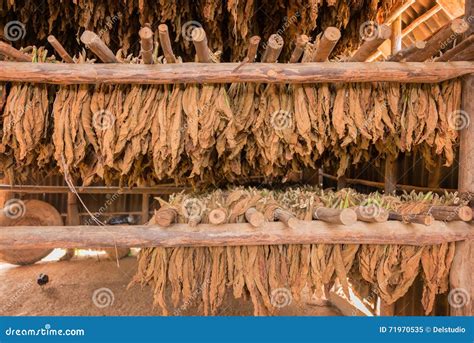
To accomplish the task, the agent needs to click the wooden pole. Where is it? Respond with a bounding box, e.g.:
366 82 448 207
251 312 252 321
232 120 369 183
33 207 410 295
246 36 261 62
354 206 389 223
0 184 190 194
313 27 341 62
387 41 426 61
0 221 471 250
245 207 265 227
158 24 176 64
0 41 30 62
289 34 309 63
47 35 74 63
0 61 472 84
80 30 118 63
192 27 211 63
313 207 357 226
262 34 284 63
139 25 154 64
391 17 402 56
436 35 474 61
451 1 474 316
406 18 469 61
209 208 227 225
66 192 80 226
141 194 150 224
274 208 299 229
348 24 391 62
154 207 177 227
389 212 434 226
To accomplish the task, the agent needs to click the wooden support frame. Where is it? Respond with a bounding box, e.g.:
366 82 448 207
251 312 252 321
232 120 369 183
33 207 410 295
0 221 471 250
0 61 472 84
450 0 474 317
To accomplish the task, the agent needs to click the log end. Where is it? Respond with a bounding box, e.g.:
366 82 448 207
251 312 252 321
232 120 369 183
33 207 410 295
192 27 207 43
452 18 470 35
80 30 98 45
246 209 265 228
47 35 57 43
158 24 169 33
415 40 427 49
209 208 227 225
296 34 310 47
378 24 392 40
268 34 284 49
324 27 341 42
154 208 176 227
139 27 153 40
458 206 473 222
424 215 435 226
250 35 261 45
340 208 358 226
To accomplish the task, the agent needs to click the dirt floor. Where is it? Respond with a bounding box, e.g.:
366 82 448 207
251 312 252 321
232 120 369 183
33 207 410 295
0 251 342 316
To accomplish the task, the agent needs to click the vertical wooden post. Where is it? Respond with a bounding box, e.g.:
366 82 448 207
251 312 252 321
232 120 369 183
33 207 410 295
384 16 402 194
66 192 80 226
141 193 150 224
450 0 473 317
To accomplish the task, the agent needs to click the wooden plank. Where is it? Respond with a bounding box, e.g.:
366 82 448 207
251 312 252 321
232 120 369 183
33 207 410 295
0 61 472 84
0 221 471 250
402 3 443 39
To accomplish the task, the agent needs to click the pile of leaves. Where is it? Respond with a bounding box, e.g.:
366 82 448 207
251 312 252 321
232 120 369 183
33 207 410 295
130 186 467 315
0 0 398 61
0 74 462 186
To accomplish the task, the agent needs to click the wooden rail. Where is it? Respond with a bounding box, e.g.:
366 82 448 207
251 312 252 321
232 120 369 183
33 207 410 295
0 62 472 84
0 184 190 194
0 221 471 249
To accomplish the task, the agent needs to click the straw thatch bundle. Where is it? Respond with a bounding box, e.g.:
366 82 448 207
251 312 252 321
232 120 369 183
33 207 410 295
130 186 466 315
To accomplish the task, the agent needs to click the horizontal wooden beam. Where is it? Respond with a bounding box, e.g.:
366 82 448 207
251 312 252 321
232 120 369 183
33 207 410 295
0 61 472 84
0 221 471 250
0 184 190 194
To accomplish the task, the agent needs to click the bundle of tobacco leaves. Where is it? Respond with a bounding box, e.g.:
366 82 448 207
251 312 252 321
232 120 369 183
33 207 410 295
130 186 466 315
0 76 462 186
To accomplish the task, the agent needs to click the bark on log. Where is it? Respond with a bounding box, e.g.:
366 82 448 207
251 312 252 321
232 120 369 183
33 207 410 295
449 43 474 61
389 212 434 226
436 35 474 61
192 27 211 63
354 206 389 223
1 61 472 84
387 41 426 61
246 36 261 63
245 207 265 227
0 41 30 62
274 208 299 229
348 24 391 62
262 34 284 62
406 18 469 61
289 34 309 63
209 208 227 225
139 26 154 64
449 240 473 315
0 221 471 249
158 24 176 63
80 30 118 63
313 27 341 62
47 35 74 63
313 207 357 226
154 207 177 227
427 205 473 222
